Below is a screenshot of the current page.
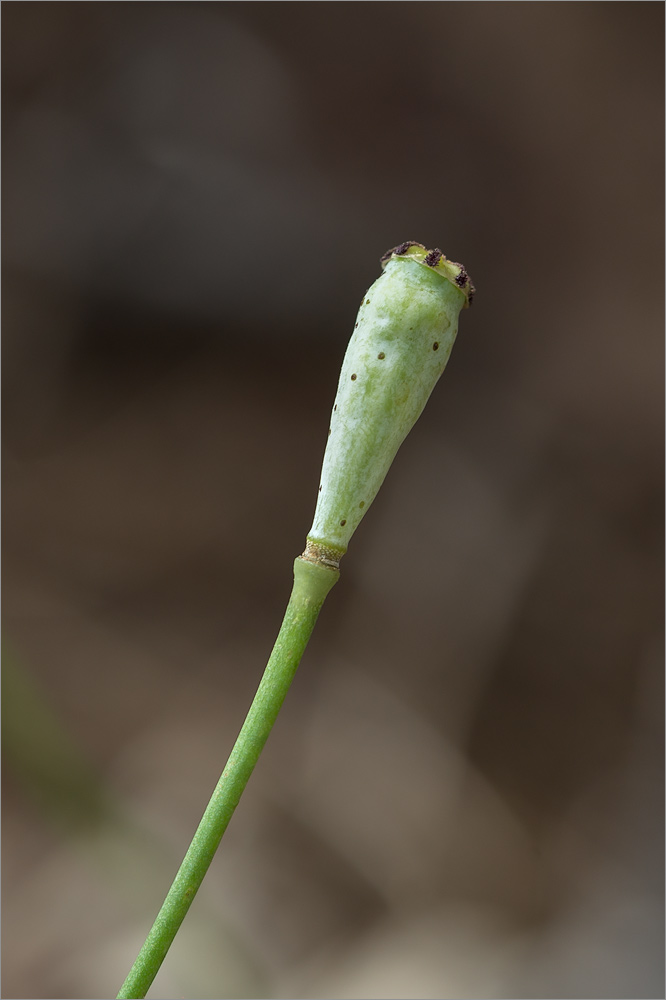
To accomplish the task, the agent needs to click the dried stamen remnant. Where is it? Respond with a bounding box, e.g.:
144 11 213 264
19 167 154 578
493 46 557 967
379 240 421 265
300 537 344 571
424 248 443 268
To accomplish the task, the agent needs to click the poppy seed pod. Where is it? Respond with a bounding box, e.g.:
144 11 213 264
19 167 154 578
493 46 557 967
303 242 474 570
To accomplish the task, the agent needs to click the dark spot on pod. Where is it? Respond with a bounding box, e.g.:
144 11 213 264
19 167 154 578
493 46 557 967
365 299 370 305
424 248 443 268
355 323 359 328
319 485 322 491
334 404 337 411
351 373 357 380
377 352 385 360
454 267 468 287
433 342 439 351
328 428 331 435
359 501 365 508
340 519 347 527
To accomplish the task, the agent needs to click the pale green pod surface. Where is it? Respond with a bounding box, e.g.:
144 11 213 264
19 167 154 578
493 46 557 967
304 242 474 568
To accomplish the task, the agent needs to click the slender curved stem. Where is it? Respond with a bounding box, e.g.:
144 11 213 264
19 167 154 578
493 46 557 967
117 557 338 999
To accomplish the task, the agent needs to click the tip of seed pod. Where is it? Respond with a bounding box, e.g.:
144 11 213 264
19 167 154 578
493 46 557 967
379 241 422 266
380 241 476 307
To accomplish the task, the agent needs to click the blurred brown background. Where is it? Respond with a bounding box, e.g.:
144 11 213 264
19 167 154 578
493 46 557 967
2 3 664 999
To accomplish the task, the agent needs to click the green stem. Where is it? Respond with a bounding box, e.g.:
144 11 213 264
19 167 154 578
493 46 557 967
117 556 338 999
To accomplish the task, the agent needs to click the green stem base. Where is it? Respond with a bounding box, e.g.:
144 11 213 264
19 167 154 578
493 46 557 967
117 556 338 999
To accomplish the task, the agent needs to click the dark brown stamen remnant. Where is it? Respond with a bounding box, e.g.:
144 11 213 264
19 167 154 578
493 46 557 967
424 248 443 268
380 240 423 265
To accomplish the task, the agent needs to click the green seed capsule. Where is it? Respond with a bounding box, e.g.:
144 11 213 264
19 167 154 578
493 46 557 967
303 242 474 569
